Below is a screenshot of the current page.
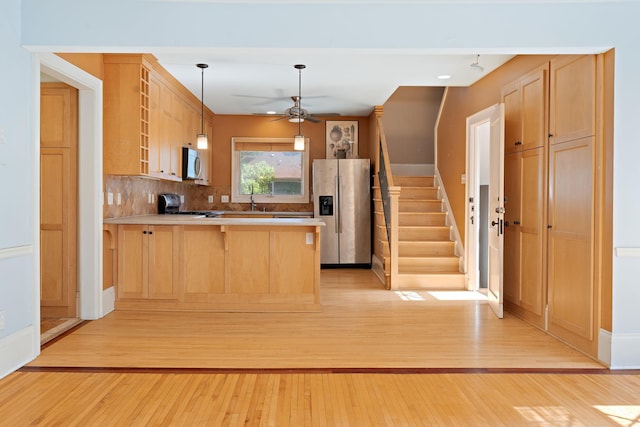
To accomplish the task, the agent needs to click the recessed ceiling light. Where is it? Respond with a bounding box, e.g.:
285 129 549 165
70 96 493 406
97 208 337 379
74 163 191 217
437 75 451 80
266 111 276 115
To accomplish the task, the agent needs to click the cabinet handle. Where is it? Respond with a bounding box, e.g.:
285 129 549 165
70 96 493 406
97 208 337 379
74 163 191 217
548 133 554 138
160 170 164 173
547 224 553 229
149 231 153 235
513 220 520 225
142 230 147 234
514 141 522 146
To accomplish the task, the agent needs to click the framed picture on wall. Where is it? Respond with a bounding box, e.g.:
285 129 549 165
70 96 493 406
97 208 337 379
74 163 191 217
326 121 358 159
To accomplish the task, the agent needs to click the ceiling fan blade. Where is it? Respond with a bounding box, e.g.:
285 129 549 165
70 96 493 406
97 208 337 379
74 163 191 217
306 117 322 123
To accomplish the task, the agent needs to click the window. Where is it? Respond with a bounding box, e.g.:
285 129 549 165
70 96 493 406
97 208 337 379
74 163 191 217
231 137 309 204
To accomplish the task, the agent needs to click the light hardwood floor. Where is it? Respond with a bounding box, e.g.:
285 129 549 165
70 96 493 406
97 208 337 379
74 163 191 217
2 269 638 426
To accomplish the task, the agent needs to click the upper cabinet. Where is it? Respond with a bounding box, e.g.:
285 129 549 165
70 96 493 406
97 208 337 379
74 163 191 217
104 54 213 185
549 55 596 145
103 54 152 177
501 63 549 154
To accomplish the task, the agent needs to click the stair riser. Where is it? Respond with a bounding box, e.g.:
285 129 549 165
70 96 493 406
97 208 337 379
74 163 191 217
399 201 442 212
398 213 447 226
399 227 451 241
399 242 455 257
398 258 460 274
400 188 439 200
394 177 435 187
395 274 466 289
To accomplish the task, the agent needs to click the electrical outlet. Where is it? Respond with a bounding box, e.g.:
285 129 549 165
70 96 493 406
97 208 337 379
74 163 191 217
117 193 122 205
460 174 466 184
148 193 153 204
107 192 114 205
0 311 5 330
221 195 229 203
208 195 214 203
0 127 6 145
306 232 314 245
180 195 185 204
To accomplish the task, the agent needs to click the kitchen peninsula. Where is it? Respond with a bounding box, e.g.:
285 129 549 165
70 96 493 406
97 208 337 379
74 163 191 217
103 215 323 312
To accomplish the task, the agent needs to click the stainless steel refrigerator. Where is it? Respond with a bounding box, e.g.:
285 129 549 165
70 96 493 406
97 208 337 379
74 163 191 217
313 159 371 266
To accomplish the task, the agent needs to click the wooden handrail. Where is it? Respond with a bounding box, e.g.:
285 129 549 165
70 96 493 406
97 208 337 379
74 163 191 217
377 117 394 188
375 115 400 289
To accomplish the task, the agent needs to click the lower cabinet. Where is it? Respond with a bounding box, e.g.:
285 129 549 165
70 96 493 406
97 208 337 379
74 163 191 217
117 224 180 301
182 225 226 300
114 223 321 311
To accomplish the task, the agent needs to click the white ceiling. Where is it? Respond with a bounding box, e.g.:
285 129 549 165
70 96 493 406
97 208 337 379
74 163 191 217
156 49 514 117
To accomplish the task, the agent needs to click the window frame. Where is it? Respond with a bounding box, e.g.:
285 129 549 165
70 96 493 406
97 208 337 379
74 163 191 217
231 137 310 204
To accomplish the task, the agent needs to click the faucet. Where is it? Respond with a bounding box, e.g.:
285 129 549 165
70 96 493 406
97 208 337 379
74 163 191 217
250 186 256 211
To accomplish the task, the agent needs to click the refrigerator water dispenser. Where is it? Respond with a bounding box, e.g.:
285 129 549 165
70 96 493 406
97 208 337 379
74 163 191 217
319 196 333 216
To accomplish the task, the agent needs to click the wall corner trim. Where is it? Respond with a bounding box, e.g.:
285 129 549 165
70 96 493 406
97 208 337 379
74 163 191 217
0 326 37 380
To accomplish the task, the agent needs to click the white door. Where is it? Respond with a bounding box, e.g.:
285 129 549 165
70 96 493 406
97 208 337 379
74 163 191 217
487 104 505 318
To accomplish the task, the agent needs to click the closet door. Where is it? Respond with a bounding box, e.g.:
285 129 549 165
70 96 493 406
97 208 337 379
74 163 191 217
40 83 78 318
518 147 546 326
547 137 597 354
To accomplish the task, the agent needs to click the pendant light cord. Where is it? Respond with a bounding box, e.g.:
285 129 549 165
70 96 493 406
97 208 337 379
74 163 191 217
298 67 302 134
200 66 205 134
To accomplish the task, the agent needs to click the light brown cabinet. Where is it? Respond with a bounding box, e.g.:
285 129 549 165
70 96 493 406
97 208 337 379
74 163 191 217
117 224 180 301
503 54 601 356
549 55 596 145
112 222 321 312
547 137 595 350
504 147 546 327
502 63 548 154
181 225 226 300
104 54 213 184
40 83 78 318
103 54 152 177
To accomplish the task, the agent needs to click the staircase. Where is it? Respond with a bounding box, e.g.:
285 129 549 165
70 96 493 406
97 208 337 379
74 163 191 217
373 176 466 290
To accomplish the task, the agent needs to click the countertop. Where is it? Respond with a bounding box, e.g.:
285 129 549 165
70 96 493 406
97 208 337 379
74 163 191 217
104 214 324 227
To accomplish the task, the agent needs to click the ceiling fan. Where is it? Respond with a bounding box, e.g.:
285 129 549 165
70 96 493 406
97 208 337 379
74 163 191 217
254 64 339 123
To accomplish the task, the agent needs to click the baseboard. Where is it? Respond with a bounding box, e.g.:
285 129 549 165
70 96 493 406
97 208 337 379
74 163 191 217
102 286 115 316
610 332 640 369
598 329 612 367
0 326 37 379
371 254 388 288
390 163 435 176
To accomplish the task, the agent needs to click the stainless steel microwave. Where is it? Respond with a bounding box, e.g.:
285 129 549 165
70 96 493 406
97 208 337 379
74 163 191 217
182 147 201 180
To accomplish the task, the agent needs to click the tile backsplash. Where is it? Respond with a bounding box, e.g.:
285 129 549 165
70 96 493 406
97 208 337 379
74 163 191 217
103 175 313 218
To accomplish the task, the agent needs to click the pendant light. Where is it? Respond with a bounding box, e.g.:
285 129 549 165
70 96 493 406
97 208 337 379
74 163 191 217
293 64 305 151
196 63 209 149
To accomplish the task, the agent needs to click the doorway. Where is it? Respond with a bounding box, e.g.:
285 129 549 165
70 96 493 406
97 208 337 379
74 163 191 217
465 104 505 318
466 120 490 292
35 53 106 352
39 78 81 344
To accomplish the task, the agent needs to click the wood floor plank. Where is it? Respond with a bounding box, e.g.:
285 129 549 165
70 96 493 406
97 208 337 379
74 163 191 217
1 372 639 426
30 270 602 370
4 270 637 425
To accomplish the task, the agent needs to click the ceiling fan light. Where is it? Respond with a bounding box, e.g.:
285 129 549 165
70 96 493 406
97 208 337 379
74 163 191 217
197 133 208 149
294 135 305 151
289 117 304 123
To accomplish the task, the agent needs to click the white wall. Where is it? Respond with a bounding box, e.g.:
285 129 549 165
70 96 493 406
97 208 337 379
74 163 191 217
0 0 39 377
4 0 640 370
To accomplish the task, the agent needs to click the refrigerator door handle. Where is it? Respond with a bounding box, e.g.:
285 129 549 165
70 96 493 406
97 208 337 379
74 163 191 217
335 175 341 234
